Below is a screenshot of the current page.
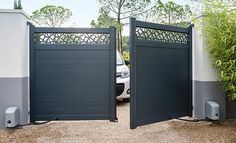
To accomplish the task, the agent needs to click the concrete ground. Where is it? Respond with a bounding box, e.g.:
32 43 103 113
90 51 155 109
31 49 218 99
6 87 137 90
1 101 236 143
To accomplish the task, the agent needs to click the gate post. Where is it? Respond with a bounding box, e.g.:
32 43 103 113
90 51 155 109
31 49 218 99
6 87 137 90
188 24 194 117
109 26 117 121
28 22 36 122
129 17 137 129
0 10 30 129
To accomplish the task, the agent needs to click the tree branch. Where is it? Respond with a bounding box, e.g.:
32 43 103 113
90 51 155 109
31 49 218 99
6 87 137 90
120 6 154 20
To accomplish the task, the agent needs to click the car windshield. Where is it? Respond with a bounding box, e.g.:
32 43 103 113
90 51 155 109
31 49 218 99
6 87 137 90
116 51 124 65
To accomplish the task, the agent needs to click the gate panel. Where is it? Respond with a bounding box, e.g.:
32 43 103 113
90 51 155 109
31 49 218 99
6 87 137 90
130 18 192 129
30 25 116 121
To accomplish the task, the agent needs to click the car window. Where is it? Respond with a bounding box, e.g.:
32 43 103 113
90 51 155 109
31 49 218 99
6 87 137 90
116 51 124 65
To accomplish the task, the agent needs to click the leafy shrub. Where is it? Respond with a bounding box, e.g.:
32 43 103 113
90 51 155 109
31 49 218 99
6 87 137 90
203 0 236 100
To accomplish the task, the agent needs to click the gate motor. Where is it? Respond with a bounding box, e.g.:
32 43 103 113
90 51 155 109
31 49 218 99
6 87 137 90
205 101 220 120
5 107 20 128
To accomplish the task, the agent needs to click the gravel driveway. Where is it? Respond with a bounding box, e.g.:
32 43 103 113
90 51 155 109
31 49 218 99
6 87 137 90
1 101 236 143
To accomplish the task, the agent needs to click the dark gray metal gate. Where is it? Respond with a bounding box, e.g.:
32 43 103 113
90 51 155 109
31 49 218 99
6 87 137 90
29 24 116 122
130 18 193 129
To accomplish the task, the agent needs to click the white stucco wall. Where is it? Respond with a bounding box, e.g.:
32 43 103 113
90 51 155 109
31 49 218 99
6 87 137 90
0 9 29 78
193 16 218 81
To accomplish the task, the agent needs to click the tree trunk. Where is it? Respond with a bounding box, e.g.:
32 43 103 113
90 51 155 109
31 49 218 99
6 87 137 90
116 32 120 51
117 5 122 53
120 28 123 55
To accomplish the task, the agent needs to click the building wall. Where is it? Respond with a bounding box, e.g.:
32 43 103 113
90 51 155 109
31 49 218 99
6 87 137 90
192 16 226 120
0 10 29 129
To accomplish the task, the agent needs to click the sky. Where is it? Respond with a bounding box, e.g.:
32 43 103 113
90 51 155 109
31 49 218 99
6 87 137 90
0 0 188 35
0 0 100 27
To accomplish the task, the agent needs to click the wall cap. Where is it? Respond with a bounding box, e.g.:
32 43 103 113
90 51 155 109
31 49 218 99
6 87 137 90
0 9 30 19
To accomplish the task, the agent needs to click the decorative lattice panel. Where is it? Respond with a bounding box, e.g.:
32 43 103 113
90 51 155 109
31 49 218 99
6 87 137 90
136 27 189 44
35 33 110 45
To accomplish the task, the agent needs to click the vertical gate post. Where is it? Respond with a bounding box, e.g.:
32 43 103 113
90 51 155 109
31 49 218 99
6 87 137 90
28 22 35 122
188 24 194 117
130 17 137 129
109 26 117 121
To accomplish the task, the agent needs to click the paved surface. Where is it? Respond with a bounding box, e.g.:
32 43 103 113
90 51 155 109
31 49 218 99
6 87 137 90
1 101 236 143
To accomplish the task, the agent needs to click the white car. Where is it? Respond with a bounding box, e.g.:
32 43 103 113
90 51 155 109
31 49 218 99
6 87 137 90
116 51 130 100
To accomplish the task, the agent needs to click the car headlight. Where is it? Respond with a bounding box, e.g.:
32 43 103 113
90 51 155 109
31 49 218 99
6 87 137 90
121 68 130 78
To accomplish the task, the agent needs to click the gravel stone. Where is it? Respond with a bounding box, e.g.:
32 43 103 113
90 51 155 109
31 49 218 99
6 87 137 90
0 101 236 143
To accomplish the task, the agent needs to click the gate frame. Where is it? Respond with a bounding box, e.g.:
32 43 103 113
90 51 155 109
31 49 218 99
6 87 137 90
129 18 193 129
28 23 117 122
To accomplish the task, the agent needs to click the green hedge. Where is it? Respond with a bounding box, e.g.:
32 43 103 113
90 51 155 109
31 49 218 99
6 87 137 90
203 0 236 100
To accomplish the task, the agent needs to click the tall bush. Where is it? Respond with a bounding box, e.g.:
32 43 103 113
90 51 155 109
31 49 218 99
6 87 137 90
203 0 236 100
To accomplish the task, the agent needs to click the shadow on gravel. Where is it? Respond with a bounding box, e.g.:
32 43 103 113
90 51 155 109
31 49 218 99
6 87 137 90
117 99 130 106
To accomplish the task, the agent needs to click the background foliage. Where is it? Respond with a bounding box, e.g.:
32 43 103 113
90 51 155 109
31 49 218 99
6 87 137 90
91 8 117 28
31 5 72 27
94 0 151 53
144 0 192 28
122 51 130 61
203 0 236 100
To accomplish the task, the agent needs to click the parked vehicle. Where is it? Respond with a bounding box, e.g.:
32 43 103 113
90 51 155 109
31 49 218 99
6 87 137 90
116 51 130 100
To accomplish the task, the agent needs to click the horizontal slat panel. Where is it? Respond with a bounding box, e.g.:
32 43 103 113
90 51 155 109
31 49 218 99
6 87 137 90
34 115 110 121
35 44 109 50
33 49 110 120
136 20 189 33
133 44 190 127
136 40 189 49
34 27 110 33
